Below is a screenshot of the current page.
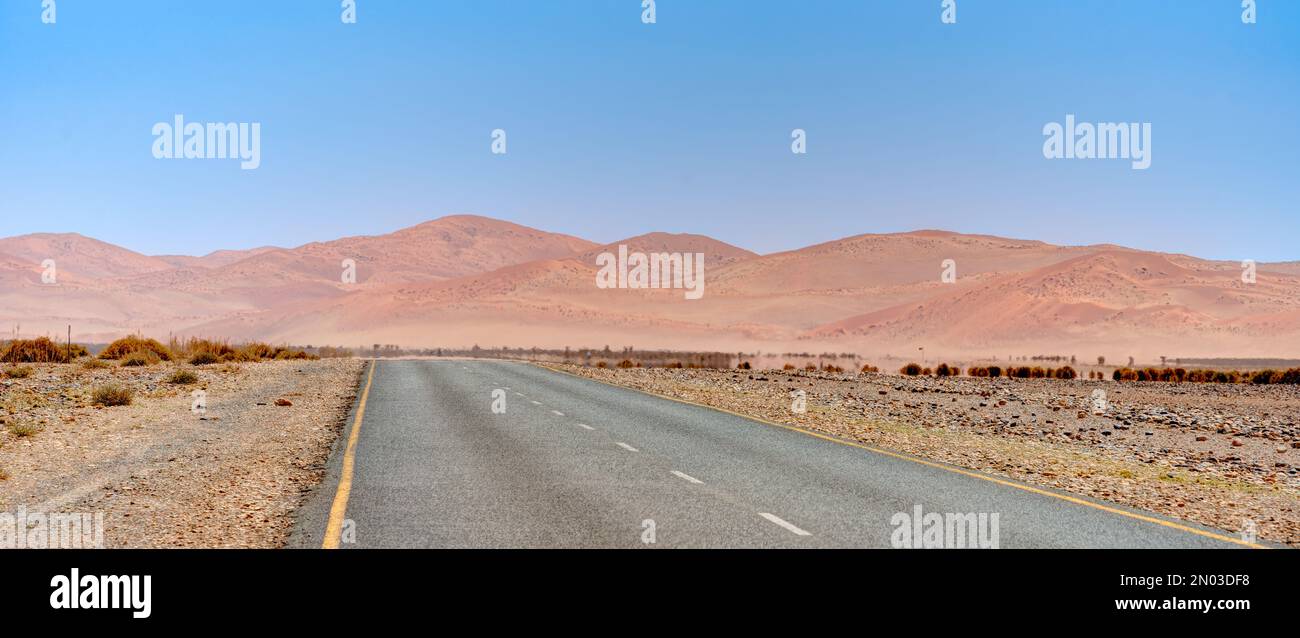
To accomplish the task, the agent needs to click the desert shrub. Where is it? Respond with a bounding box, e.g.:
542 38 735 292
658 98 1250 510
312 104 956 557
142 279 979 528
92 384 133 406
4 366 34 379
860 364 879 373
166 370 199 385
900 363 922 376
618 359 636 368
784 363 796 371
100 336 173 361
234 342 276 362
9 420 40 438
120 350 161 367
82 358 110 370
189 351 220 365
737 361 752 370
667 361 684 369
1251 369 1280 385
985 366 1002 378
0 337 69 363
935 363 951 377
171 337 235 360
921 367 932 376
804 364 817 371
595 361 608 368
1055 366 1077 380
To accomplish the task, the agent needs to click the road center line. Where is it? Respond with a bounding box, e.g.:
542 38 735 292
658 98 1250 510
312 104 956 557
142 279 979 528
530 400 542 405
615 442 639 452
576 423 594 430
759 512 811 536
551 410 565 416
671 470 704 485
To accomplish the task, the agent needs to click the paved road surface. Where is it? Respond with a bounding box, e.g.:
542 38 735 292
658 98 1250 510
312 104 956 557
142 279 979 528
290 360 1254 548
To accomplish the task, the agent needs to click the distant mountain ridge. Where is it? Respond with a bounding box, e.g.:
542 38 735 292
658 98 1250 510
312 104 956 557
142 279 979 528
1 215 1297 359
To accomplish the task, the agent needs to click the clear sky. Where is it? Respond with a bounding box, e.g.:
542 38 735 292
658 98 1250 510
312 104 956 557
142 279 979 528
1 0 1296 260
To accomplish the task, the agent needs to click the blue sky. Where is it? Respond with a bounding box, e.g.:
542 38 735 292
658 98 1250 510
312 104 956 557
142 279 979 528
1 0 1296 260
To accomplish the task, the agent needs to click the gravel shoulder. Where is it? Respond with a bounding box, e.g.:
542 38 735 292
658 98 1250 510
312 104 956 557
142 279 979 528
541 363 1300 547
0 359 364 548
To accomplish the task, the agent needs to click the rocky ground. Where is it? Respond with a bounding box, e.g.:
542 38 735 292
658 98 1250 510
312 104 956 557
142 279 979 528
0 359 364 548
543 363 1300 547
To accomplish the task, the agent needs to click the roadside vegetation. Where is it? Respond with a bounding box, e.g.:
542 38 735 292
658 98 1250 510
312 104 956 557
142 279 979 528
1111 367 1300 385
91 384 134 407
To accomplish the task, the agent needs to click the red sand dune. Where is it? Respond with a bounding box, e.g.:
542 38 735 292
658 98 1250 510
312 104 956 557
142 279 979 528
1 215 1297 359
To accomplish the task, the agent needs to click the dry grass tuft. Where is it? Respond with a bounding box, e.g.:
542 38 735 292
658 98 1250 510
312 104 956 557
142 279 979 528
92 384 134 406
165 369 199 385
9 419 40 438
4 365 34 379
100 336 173 361
120 350 161 367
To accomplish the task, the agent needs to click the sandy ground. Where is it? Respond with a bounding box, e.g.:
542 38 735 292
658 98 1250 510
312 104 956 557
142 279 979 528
543 363 1300 547
0 359 364 548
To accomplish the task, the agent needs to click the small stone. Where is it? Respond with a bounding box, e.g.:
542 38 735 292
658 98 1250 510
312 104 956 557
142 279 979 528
1231 439 1243 447
274 399 293 407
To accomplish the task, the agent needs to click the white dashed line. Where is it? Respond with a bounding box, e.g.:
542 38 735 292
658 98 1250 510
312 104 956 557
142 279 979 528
551 410 565 416
530 400 542 406
576 423 594 430
759 512 811 536
670 470 703 485
615 442 639 452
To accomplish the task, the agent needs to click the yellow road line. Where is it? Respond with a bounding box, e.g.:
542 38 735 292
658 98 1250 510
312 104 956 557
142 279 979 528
322 360 377 549
535 363 1264 548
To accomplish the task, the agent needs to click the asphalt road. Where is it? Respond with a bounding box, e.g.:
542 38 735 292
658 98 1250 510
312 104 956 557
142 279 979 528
290 360 1254 549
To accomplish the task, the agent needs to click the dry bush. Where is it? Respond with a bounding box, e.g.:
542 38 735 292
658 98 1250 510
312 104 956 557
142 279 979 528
1 337 69 363
166 369 199 385
860 364 879 373
171 337 235 360
4 365 34 379
99 336 173 361
92 384 133 406
9 419 40 438
900 363 922 376
189 351 220 365
120 350 161 367
81 359 110 370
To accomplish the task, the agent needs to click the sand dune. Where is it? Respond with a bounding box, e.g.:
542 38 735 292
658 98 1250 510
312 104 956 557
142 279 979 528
1 215 1296 359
